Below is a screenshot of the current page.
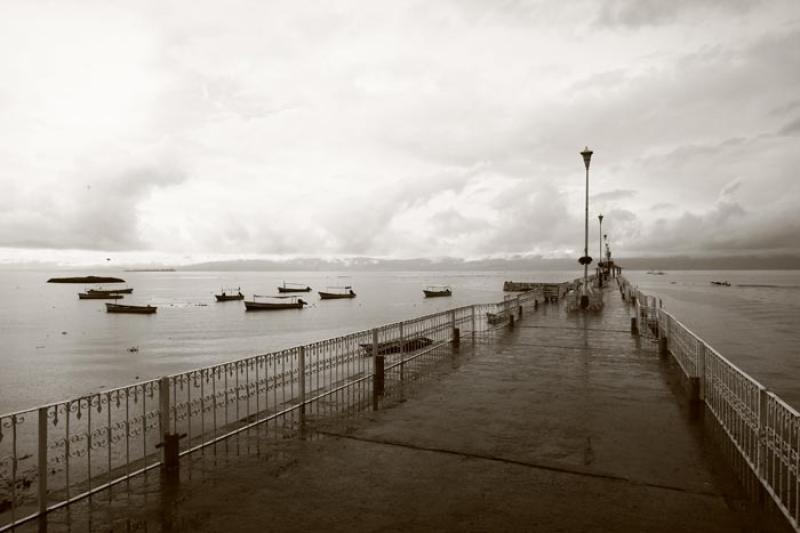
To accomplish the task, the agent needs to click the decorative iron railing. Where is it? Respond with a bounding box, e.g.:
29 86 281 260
0 290 540 530
625 278 799 532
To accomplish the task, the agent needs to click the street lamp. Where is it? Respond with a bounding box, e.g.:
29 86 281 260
598 214 603 288
579 146 593 309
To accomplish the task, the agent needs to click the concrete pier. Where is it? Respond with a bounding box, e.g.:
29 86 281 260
30 287 784 532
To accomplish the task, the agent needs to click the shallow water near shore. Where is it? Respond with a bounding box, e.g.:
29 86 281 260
0 269 798 413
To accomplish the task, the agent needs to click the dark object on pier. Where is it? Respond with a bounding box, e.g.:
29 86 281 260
360 336 434 356
88 288 133 295
319 286 356 299
487 312 505 325
423 286 452 298
79 292 124 300
215 288 244 301
277 282 312 293
106 303 157 314
48 275 125 284
244 295 307 310
710 281 731 287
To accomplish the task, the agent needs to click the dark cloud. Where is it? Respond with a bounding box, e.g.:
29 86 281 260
595 0 761 28
779 116 800 135
0 163 186 250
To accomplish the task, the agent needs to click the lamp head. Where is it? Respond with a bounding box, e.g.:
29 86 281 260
580 146 593 170
598 214 603 224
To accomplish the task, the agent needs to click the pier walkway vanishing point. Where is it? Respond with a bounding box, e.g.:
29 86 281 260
2 280 795 532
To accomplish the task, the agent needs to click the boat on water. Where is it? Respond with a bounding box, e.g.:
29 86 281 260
319 286 356 300
423 286 452 298
215 287 244 301
88 287 133 295
244 295 308 311
277 282 312 293
711 281 731 287
646 271 665 275
79 292 123 300
360 337 434 356
106 303 157 314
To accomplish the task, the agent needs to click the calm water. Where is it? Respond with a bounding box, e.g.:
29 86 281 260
625 270 800 409
1 269 798 413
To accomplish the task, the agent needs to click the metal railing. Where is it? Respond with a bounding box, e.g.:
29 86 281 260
626 278 799 532
0 290 541 530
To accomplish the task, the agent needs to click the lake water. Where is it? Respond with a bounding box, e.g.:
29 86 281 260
1 269 798 413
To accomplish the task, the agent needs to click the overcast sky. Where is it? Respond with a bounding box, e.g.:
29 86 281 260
1 0 799 265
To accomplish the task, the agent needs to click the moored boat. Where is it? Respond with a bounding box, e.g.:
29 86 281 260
711 281 731 287
79 292 123 300
423 286 452 298
215 287 244 301
88 287 133 295
318 286 356 299
244 295 307 310
277 282 312 293
106 303 157 314
360 337 434 356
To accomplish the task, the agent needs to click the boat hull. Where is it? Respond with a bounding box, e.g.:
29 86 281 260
360 337 433 356
88 288 133 295
319 291 356 300
79 293 123 300
277 286 311 293
215 293 244 301
106 303 157 314
244 300 305 310
423 290 451 298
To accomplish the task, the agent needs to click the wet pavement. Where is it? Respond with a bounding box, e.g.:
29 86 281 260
24 285 786 532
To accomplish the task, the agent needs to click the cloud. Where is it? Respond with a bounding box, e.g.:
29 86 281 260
591 189 637 202
779 116 800 135
595 0 761 28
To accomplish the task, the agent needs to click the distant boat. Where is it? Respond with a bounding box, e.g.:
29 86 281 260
360 337 434 356
423 286 452 298
319 286 356 300
79 292 124 300
88 287 133 295
244 295 307 310
646 271 666 275
277 282 312 293
215 288 244 301
106 303 157 314
711 281 731 287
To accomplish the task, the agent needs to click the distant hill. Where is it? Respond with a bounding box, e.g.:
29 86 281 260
180 254 800 272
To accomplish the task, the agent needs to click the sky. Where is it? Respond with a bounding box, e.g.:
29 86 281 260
1 0 799 266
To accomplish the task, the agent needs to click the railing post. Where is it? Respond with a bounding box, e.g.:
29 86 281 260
372 329 382 411
158 377 181 471
38 406 48 515
695 341 706 401
758 387 768 481
517 296 523 319
470 305 476 342
298 346 306 419
159 376 171 442
399 322 405 381
450 311 460 350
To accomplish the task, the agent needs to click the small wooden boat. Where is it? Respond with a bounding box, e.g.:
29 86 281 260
277 282 312 293
360 337 433 356
423 286 452 298
79 292 123 300
244 295 308 311
319 286 356 299
106 303 157 314
88 287 133 295
215 287 244 301
711 281 731 287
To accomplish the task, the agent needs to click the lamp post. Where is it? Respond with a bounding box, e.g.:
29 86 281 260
579 146 593 309
598 214 603 288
